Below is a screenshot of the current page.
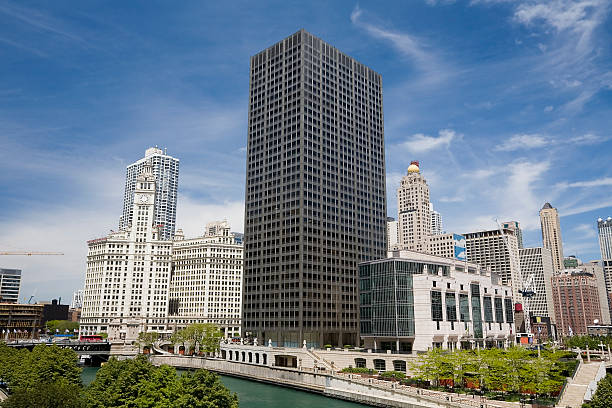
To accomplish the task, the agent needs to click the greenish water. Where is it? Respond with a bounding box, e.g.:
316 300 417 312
81 366 370 408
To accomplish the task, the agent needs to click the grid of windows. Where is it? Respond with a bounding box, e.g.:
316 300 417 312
494 297 504 323
445 292 457 322
243 29 386 347
431 291 443 321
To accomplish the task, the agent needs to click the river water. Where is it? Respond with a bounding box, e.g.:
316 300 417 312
81 366 370 408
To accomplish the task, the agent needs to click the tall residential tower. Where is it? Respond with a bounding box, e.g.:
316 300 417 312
539 203 564 272
242 30 386 347
397 161 431 252
120 147 179 240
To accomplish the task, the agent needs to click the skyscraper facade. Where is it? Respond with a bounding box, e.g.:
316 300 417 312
430 203 443 235
552 268 606 336
539 203 564 272
120 147 179 240
0 268 21 303
243 29 386 347
397 161 431 252
598 217 612 259
168 221 243 337
503 221 523 249
464 227 523 303
386 217 399 250
518 247 555 321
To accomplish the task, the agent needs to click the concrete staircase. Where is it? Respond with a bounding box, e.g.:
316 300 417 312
557 362 602 408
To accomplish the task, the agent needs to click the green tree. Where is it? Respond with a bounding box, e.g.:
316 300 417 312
172 323 223 355
2 381 83 408
0 344 82 408
46 320 79 336
136 331 159 352
84 355 237 408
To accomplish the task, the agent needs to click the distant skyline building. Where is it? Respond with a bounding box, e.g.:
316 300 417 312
386 217 399 250
503 221 523 249
464 227 523 303
540 203 564 272
598 217 612 259
242 29 387 348
563 255 580 268
430 203 443 235
519 247 555 322
169 221 243 337
120 146 180 241
0 268 21 303
552 266 608 336
70 289 83 309
397 161 431 252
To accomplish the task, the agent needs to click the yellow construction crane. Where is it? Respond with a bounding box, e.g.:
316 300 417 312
0 251 64 256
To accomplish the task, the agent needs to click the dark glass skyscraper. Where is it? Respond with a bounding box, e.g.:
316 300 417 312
243 29 386 347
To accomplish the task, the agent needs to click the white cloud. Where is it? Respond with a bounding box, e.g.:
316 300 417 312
573 223 597 239
350 5 449 84
544 105 554 112
557 176 612 189
399 129 458 153
494 132 608 151
176 194 244 237
495 133 549 151
498 160 551 230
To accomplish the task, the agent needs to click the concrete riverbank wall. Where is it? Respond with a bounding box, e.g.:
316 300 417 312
150 355 512 408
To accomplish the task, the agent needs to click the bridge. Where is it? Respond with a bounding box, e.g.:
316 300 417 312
6 341 111 356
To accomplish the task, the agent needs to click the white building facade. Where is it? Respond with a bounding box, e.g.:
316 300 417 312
120 147 180 241
430 203 443 235
81 163 173 340
168 221 243 337
359 250 514 352
519 247 556 321
386 217 399 250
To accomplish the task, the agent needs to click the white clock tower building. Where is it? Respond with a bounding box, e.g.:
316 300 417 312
80 161 173 340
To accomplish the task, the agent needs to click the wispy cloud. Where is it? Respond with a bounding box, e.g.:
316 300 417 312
557 176 612 189
495 133 549 151
494 132 608 151
350 5 449 83
398 129 459 153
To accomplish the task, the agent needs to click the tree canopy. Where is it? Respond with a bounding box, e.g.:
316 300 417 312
85 355 238 408
409 347 572 398
0 343 83 408
170 323 223 354
46 320 79 335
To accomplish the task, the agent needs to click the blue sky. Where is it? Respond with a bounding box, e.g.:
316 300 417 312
1 0 611 302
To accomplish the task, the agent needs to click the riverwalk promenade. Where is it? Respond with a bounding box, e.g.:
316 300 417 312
109 342 604 408
148 353 528 408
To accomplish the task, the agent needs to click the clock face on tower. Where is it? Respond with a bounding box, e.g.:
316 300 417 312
138 194 149 204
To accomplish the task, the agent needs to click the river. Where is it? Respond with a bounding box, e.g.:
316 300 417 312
81 366 370 408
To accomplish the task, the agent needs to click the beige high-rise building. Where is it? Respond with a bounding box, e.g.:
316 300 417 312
168 221 243 337
397 161 431 252
540 203 564 272
464 227 523 303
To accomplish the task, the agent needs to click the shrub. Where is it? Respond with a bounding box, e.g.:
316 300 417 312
380 371 406 380
340 367 375 375
324 344 332 349
343 344 353 349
